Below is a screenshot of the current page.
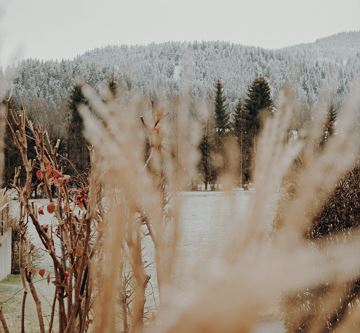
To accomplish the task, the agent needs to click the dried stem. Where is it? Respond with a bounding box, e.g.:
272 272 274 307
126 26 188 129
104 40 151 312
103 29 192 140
0 306 10 333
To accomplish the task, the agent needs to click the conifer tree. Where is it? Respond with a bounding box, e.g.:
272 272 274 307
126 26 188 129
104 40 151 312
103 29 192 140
108 77 117 97
2 99 20 187
105 74 118 101
232 99 244 144
320 104 337 148
199 124 215 190
244 76 273 137
212 80 230 184
67 84 90 177
214 80 230 137
232 99 245 185
243 76 273 184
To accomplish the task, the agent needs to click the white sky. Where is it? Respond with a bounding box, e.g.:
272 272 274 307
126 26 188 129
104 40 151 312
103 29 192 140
0 0 359 64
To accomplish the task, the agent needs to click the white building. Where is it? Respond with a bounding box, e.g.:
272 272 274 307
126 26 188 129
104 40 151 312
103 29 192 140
0 207 11 281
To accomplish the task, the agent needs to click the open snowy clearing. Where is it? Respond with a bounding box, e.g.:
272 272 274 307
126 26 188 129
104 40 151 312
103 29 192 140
1 191 283 332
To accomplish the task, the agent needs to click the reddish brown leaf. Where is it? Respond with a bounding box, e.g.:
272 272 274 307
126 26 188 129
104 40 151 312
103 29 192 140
52 169 61 179
76 199 84 209
36 170 43 181
75 190 87 209
47 202 56 214
39 268 46 278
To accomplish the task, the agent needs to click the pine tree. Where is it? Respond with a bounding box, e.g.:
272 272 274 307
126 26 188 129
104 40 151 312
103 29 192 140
320 104 337 148
106 75 118 101
108 77 117 97
67 84 90 177
232 100 245 186
244 76 273 137
2 100 21 188
214 80 230 137
199 124 215 190
327 105 336 138
212 80 230 184
243 76 273 184
232 99 244 143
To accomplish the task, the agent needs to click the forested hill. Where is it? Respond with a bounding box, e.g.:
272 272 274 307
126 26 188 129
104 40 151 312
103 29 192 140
285 31 360 58
11 31 360 116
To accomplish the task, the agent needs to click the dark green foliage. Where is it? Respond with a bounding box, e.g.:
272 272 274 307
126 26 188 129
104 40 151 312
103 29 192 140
67 84 90 177
319 104 337 148
2 99 37 193
3 100 21 188
242 76 273 183
285 163 360 332
232 100 246 185
326 104 337 138
212 80 230 183
198 125 215 190
311 164 360 238
108 77 118 98
243 76 273 138
214 80 230 137
232 100 244 141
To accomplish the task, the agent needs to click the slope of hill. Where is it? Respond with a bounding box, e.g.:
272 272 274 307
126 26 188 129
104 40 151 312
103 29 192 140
287 31 360 58
11 32 360 119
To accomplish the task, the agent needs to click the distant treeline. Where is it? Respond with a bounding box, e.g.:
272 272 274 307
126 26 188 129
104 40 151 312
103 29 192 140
3 74 345 192
8 39 360 136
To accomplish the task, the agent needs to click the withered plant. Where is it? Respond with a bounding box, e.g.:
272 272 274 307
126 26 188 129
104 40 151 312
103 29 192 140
5 106 101 333
1 81 360 333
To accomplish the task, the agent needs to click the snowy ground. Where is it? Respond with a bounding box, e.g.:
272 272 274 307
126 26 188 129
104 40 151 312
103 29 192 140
1 191 283 332
175 191 282 333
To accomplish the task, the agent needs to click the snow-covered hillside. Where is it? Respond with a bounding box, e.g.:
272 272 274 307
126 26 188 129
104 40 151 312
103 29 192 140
11 31 360 113
286 31 360 59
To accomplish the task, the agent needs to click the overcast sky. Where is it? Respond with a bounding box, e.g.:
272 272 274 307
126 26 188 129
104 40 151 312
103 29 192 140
1 0 359 64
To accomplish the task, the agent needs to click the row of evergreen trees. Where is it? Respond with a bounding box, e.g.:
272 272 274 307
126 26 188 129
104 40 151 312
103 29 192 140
3 76 273 191
2 83 91 191
5 75 337 192
199 76 273 189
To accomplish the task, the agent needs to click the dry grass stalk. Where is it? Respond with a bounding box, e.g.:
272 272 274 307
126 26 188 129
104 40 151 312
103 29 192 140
76 82 360 333
2 79 360 332
0 103 5 183
0 306 10 333
147 84 359 332
79 86 193 332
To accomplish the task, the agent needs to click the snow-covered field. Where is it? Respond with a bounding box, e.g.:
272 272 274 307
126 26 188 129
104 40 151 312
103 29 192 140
3 191 283 332
177 191 283 332
175 190 250 285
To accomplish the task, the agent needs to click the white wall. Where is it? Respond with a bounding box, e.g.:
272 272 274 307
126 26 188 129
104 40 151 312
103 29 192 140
0 229 12 281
